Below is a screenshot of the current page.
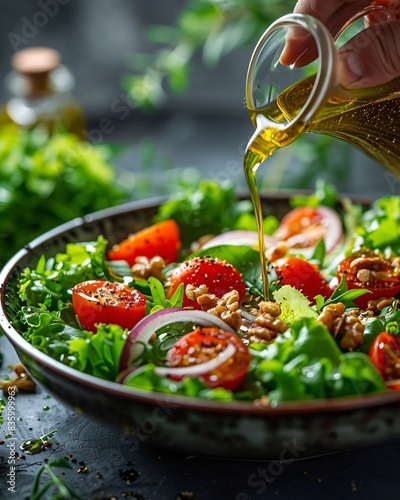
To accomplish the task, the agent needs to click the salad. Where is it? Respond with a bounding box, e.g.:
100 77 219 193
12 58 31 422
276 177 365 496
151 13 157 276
13 182 400 406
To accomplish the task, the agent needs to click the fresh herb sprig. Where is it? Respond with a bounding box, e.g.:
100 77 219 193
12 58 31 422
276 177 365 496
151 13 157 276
30 458 83 500
315 275 370 313
0 398 5 426
127 276 184 314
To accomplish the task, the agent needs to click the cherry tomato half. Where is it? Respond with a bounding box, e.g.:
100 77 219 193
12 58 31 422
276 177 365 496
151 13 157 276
72 280 146 333
337 255 400 309
167 256 246 309
108 219 181 266
369 331 400 382
168 327 251 390
272 256 332 304
275 205 342 254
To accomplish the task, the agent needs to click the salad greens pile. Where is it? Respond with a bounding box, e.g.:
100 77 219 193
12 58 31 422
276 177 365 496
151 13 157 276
155 178 278 248
351 196 400 256
14 238 126 380
9 181 400 405
249 318 384 403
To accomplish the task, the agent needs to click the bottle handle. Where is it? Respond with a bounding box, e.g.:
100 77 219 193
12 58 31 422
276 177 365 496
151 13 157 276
245 13 338 135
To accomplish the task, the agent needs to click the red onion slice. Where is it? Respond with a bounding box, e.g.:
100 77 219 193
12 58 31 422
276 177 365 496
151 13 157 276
119 308 237 371
154 343 237 378
239 308 257 322
317 205 343 253
201 230 277 250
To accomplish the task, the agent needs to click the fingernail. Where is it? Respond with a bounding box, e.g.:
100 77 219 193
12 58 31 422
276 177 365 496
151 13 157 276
339 51 364 87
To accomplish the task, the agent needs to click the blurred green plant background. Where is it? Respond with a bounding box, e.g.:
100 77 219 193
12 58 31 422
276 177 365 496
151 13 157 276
0 126 127 266
123 0 296 109
122 0 352 189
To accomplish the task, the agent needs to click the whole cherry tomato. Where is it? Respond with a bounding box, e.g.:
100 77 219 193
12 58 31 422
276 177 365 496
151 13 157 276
337 254 400 309
108 219 181 266
272 256 332 304
369 331 400 382
168 327 251 390
72 280 146 333
167 256 246 309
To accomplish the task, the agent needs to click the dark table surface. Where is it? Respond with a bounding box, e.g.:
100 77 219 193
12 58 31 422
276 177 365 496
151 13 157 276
1 334 400 500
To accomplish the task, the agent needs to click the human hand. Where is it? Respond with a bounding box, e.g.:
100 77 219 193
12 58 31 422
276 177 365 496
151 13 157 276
280 0 400 88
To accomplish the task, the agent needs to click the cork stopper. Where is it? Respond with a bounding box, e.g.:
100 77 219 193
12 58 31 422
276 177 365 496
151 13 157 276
11 47 60 97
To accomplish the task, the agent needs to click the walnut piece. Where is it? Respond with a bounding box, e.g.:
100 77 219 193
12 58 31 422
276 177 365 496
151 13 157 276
131 255 166 282
259 300 282 317
317 303 345 330
0 363 36 395
318 303 364 351
349 255 396 284
332 314 365 351
197 289 242 330
367 297 395 314
246 301 288 344
185 283 209 302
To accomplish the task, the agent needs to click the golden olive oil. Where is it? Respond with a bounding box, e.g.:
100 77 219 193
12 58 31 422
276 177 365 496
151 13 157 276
244 74 400 299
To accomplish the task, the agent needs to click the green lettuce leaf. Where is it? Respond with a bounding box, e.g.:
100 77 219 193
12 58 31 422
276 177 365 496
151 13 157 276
251 317 385 405
273 285 317 324
13 305 85 363
69 324 127 381
13 304 128 381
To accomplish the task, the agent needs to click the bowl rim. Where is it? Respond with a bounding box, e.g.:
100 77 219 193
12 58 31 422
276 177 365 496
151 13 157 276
1 194 399 416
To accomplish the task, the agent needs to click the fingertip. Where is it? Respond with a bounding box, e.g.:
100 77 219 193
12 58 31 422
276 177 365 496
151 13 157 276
338 51 365 88
280 34 313 66
279 44 295 66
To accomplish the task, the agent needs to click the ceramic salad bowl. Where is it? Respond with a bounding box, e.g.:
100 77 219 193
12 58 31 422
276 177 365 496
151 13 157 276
1 194 400 460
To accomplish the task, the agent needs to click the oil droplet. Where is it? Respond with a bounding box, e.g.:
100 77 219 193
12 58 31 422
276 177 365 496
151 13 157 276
42 406 50 411
19 429 57 454
20 439 44 455
44 394 52 400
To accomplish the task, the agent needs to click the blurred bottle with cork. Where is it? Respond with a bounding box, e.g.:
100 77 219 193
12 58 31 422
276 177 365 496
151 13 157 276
0 46 85 137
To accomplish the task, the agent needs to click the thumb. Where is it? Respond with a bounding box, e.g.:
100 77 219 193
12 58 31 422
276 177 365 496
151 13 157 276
339 19 400 87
